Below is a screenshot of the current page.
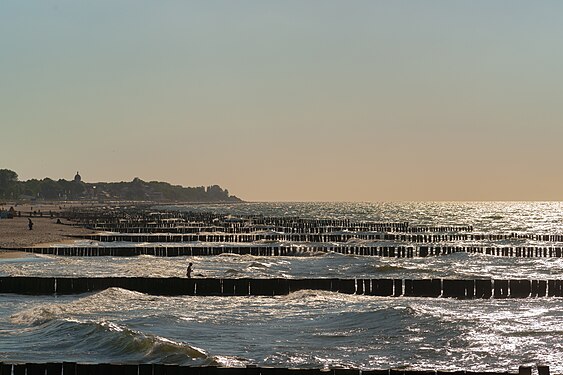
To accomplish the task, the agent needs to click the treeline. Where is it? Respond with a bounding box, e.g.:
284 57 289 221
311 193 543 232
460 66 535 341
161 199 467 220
0 169 242 202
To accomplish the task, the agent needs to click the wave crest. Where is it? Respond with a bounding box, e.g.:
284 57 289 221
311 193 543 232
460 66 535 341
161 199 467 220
11 288 149 325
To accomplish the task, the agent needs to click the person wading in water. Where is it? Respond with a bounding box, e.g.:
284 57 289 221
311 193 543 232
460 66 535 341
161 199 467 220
186 262 193 278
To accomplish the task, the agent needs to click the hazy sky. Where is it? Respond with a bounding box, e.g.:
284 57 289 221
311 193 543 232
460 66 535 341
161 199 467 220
1 1 562 201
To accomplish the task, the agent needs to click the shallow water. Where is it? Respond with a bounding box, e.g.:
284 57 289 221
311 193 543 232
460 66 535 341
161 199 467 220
1 202 562 372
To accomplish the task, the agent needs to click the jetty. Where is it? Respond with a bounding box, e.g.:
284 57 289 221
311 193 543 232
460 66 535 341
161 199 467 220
1 276 562 298
8 244 563 258
0 362 550 375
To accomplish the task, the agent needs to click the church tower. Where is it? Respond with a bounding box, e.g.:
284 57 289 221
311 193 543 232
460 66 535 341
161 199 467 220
74 171 82 183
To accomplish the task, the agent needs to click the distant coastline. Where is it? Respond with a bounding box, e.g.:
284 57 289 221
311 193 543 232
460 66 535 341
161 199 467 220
0 169 243 203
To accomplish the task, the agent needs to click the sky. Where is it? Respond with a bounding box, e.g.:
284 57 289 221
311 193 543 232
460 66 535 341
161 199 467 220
1 1 562 202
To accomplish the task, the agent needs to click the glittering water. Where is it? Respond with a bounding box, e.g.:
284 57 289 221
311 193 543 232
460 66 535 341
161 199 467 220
1 202 562 372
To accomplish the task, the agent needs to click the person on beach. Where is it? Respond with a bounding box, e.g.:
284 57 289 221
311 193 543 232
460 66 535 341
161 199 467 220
28 218 33 230
186 262 193 278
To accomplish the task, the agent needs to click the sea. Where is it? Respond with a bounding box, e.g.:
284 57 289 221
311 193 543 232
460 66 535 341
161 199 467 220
1 202 562 372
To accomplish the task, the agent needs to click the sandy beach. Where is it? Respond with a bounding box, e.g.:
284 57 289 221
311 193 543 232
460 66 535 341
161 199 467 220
0 202 98 255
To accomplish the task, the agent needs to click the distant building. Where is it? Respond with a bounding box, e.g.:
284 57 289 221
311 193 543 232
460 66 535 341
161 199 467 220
74 171 82 183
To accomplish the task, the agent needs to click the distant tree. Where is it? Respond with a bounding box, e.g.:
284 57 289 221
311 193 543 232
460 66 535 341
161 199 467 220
20 179 41 198
0 169 19 198
39 178 62 200
0 169 18 185
206 185 229 200
122 177 147 199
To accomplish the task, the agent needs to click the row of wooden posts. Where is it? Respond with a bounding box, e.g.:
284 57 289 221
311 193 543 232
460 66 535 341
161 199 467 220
10 245 563 258
71 223 563 243
0 363 547 375
69 210 416 232
63 208 562 242
1 277 562 298
84 224 475 235
63 209 474 234
66 232 563 243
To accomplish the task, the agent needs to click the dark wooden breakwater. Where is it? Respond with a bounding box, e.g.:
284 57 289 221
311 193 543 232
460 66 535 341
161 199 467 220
10 245 563 258
0 363 547 375
29 208 561 261
63 208 563 243
65 232 563 243
1 277 562 298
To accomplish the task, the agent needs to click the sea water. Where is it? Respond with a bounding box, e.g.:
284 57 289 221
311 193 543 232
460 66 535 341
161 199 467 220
1 202 562 372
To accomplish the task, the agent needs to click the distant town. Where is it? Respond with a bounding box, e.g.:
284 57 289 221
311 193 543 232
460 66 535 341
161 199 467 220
0 169 242 203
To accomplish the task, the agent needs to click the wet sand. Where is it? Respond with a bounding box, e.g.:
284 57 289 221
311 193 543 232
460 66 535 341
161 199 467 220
0 250 34 259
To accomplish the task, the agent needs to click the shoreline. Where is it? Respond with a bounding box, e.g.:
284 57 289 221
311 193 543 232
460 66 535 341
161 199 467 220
0 250 35 259
0 201 99 250
0 215 98 251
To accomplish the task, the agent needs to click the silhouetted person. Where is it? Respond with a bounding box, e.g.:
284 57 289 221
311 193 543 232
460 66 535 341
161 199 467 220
28 218 33 230
186 262 193 278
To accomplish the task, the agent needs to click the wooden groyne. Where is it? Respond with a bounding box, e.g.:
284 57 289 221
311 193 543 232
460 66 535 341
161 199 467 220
64 208 472 234
0 363 545 375
67 210 417 233
10 245 563 258
83 225 475 235
64 232 563 243
1 277 562 298
58 208 562 245
82 223 474 235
